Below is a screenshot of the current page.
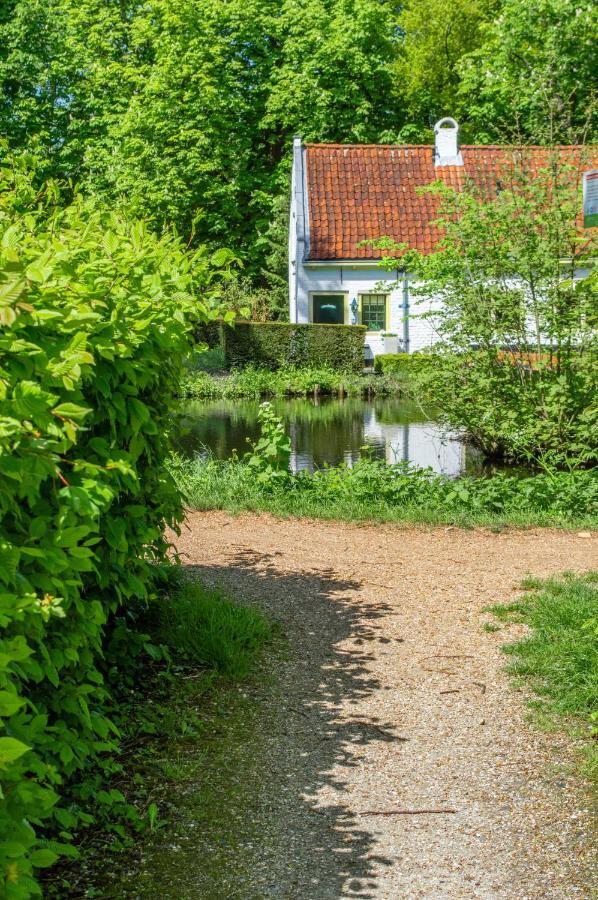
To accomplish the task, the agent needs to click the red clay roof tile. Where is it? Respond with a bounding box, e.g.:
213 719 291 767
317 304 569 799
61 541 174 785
305 144 597 260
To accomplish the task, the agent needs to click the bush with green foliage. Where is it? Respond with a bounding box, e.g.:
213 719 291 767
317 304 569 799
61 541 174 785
381 158 598 468
243 402 291 483
222 322 366 372
180 365 402 399
0 155 231 896
374 352 438 376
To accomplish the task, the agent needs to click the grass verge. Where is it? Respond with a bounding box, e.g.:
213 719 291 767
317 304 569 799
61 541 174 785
170 455 598 529
487 572 598 783
180 365 405 399
44 573 274 896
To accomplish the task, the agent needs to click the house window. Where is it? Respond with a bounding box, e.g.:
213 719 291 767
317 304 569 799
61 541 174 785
360 294 387 331
312 294 345 324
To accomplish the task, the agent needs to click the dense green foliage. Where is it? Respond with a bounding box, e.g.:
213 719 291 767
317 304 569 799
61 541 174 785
172 455 598 528
222 322 366 372
390 162 598 468
244 401 292 483
489 572 598 781
1 0 593 302
0 157 230 896
373 352 437 377
180 365 402 399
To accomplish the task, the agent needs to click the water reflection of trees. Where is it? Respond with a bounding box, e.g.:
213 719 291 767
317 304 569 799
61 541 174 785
176 398 467 475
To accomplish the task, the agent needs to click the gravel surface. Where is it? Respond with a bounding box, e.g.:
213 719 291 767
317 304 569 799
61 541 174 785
122 514 597 899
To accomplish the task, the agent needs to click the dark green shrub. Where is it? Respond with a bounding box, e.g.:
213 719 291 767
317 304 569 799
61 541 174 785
222 321 366 372
0 159 229 895
195 319 223 349
374 352 437 376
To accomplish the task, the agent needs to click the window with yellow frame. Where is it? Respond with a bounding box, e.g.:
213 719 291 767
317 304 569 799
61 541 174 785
359 294 389 331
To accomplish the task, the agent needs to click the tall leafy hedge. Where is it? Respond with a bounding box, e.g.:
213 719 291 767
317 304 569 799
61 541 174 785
0 158 230 896
221 321 367 372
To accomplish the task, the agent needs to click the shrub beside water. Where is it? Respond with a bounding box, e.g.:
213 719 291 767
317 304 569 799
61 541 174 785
0 160 231 895
180 366 403 399
221 321 367 372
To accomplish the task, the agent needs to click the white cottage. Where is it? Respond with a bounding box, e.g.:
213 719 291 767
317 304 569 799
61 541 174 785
288 118 593 359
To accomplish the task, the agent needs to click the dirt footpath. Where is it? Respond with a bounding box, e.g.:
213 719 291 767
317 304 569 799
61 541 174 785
175 513 596 899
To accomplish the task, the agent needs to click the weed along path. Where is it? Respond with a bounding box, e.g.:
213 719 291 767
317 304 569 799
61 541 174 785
119 515 596 899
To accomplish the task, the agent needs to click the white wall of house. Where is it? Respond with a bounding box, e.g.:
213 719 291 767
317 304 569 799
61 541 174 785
293 264 442 358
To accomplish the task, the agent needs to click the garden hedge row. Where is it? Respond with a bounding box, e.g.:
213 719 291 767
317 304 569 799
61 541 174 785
195 319 222 349
0 169 223 897
221 321 366 373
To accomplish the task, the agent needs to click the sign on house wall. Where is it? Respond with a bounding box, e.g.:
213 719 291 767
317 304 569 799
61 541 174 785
583 170 598 227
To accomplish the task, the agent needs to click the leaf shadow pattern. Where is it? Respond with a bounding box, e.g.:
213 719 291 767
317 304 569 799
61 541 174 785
102 547 402 899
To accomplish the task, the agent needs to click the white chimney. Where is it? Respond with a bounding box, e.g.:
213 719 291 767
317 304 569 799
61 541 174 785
434 117 463 166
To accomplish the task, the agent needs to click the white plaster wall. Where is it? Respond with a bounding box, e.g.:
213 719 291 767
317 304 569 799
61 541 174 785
297 265 441 355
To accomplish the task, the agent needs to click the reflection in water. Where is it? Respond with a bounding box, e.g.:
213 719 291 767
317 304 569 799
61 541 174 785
176 397 473 477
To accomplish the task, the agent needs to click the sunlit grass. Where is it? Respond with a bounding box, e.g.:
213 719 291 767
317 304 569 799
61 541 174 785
170 455 598 529
488 572 598 782
155 579 272 679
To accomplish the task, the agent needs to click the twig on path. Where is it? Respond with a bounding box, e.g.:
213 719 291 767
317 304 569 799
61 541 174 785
421 654 475 660
440 689 460 695
344 720 409 740
359 808 457 816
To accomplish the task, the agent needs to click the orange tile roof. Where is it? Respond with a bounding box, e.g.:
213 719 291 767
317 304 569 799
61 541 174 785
305 143 597 260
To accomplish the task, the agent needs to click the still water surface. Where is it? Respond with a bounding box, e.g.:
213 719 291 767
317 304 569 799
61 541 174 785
177 398 487 477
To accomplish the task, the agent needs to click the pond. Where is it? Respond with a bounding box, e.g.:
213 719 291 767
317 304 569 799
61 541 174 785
176 397 492 477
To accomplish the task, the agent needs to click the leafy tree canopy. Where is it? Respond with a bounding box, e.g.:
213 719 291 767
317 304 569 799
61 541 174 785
1 0 595 310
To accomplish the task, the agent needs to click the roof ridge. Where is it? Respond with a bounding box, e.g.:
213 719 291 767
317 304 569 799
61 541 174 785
305 143 591 150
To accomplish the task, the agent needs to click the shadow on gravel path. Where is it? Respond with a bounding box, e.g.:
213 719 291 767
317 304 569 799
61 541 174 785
105 548 400 899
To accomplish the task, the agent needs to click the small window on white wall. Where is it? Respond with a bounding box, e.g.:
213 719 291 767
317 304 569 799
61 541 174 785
312 294 345 324
360 294 387 331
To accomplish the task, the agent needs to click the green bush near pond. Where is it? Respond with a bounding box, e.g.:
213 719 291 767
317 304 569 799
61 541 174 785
0 157 232 894
374 352 438 376
181 366 404 399
221 321 367 372
170 455 598 529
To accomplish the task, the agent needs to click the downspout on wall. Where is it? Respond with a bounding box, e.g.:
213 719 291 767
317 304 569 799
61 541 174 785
289 135 308 323
401 270 410 352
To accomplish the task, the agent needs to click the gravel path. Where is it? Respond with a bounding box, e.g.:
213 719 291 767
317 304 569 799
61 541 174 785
167 514 596 899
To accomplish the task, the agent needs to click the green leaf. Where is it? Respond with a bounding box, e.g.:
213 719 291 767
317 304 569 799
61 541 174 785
29 848 58 868
0 691 26 717
0 736 30 767
51 403 92 421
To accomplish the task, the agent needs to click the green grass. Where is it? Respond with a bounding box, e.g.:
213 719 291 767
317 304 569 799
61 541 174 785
169 455 598 529
488 572 598 781
180 364 404 400
45 574 273 895
154 579 272 679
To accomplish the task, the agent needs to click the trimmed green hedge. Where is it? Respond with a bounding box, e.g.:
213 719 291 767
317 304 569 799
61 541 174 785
374 352 438 376
195 319 223 349
221 321 366 373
